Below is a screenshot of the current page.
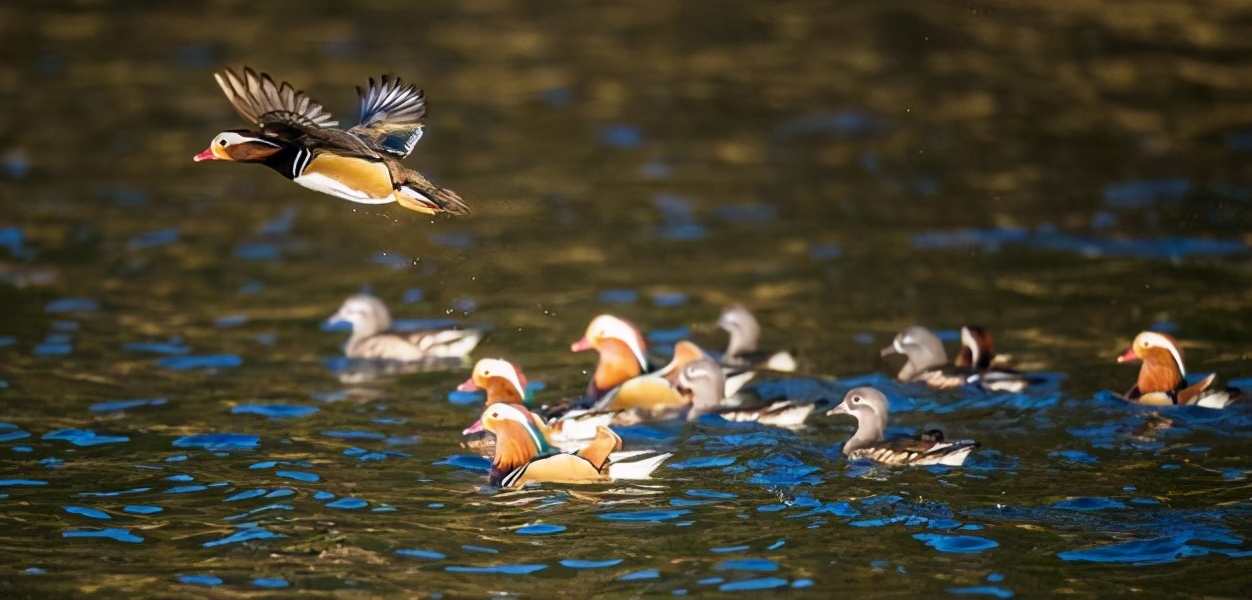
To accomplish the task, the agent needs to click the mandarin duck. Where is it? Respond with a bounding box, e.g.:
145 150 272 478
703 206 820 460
954 326 1013 371
1116 331 1238 409
458 357 532 406
195 68 468 216
953 325 1046 392
881 326 1041 392
553 344 728 439
716 304 798 373
472 403 670 487
569 314 652 405
880 326 966 388
826 387 980 466
326 293 482 362
678 358 824 427
458 358 652 458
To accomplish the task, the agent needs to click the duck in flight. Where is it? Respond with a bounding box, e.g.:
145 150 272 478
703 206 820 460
195 67 469 216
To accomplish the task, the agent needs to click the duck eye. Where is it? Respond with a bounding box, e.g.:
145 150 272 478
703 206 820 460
218 139 228 146
490 412 498 419
852 396 861 403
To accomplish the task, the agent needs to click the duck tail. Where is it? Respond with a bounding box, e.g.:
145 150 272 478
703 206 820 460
929 440 980 466
396 178 470 216
608 451 672 480
1194 389 1236 410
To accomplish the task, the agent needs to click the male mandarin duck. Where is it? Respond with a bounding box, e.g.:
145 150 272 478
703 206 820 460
716 304 798 373
471 403 670 487
326 293 483 361
881 325 1041 392
1116 331 1238 409
458 358 649 456
954 326 1013 371
826 387 980 466
458 358 558 451
954 325 1043 392
195 67 469 216
569 314 652 404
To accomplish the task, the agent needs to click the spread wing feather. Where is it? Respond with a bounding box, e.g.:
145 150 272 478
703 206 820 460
214 67 339 130
349 75 427 158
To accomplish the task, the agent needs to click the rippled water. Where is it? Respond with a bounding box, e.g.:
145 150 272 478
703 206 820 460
2 1 1251 597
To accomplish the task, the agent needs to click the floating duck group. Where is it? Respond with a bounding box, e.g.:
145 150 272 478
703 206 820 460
200 69 1242 488
319 292 1243 488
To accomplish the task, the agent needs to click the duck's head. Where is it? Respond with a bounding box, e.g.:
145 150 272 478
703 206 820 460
659 340 706 381
459 358 529 405
475 403 551 448
1118 331 1185 376
326 293 392 335
194 130 285 163
677 357 726 416
717 304 760 353
826 387 890 427
880 326 947 371
570 314 648 369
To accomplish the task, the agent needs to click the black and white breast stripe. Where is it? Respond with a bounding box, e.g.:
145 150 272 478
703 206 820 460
288 147 313 179
498 464 528 487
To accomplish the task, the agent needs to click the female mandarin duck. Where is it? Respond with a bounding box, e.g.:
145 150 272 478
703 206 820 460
716 304 798 373
569 314 652 404
326 293 483 361
881 325 1040 392
550 343 704 439
557 356 817 438
826 387 980 466
678 358 823 427
1116 331 1237 409
472 403 670 487
880 326 967 389
195 68 469 216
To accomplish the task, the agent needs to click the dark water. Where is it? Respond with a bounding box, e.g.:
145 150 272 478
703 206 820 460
2 0 1251 597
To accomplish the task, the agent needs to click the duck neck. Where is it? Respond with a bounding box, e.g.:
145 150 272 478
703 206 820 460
484 378 525 405
844 418 886 455
489 419 550 485
1137 355 1184 394
590 339 645 397
262 144 312 181
726 326 758 357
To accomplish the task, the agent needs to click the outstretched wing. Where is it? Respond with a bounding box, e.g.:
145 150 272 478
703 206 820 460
214 67 339 130
348 75 427 158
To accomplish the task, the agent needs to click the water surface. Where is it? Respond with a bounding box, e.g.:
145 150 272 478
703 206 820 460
1 1 1251 597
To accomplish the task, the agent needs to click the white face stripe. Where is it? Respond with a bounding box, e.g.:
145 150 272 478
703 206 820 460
1139 332 1186 377
216 131 280 147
